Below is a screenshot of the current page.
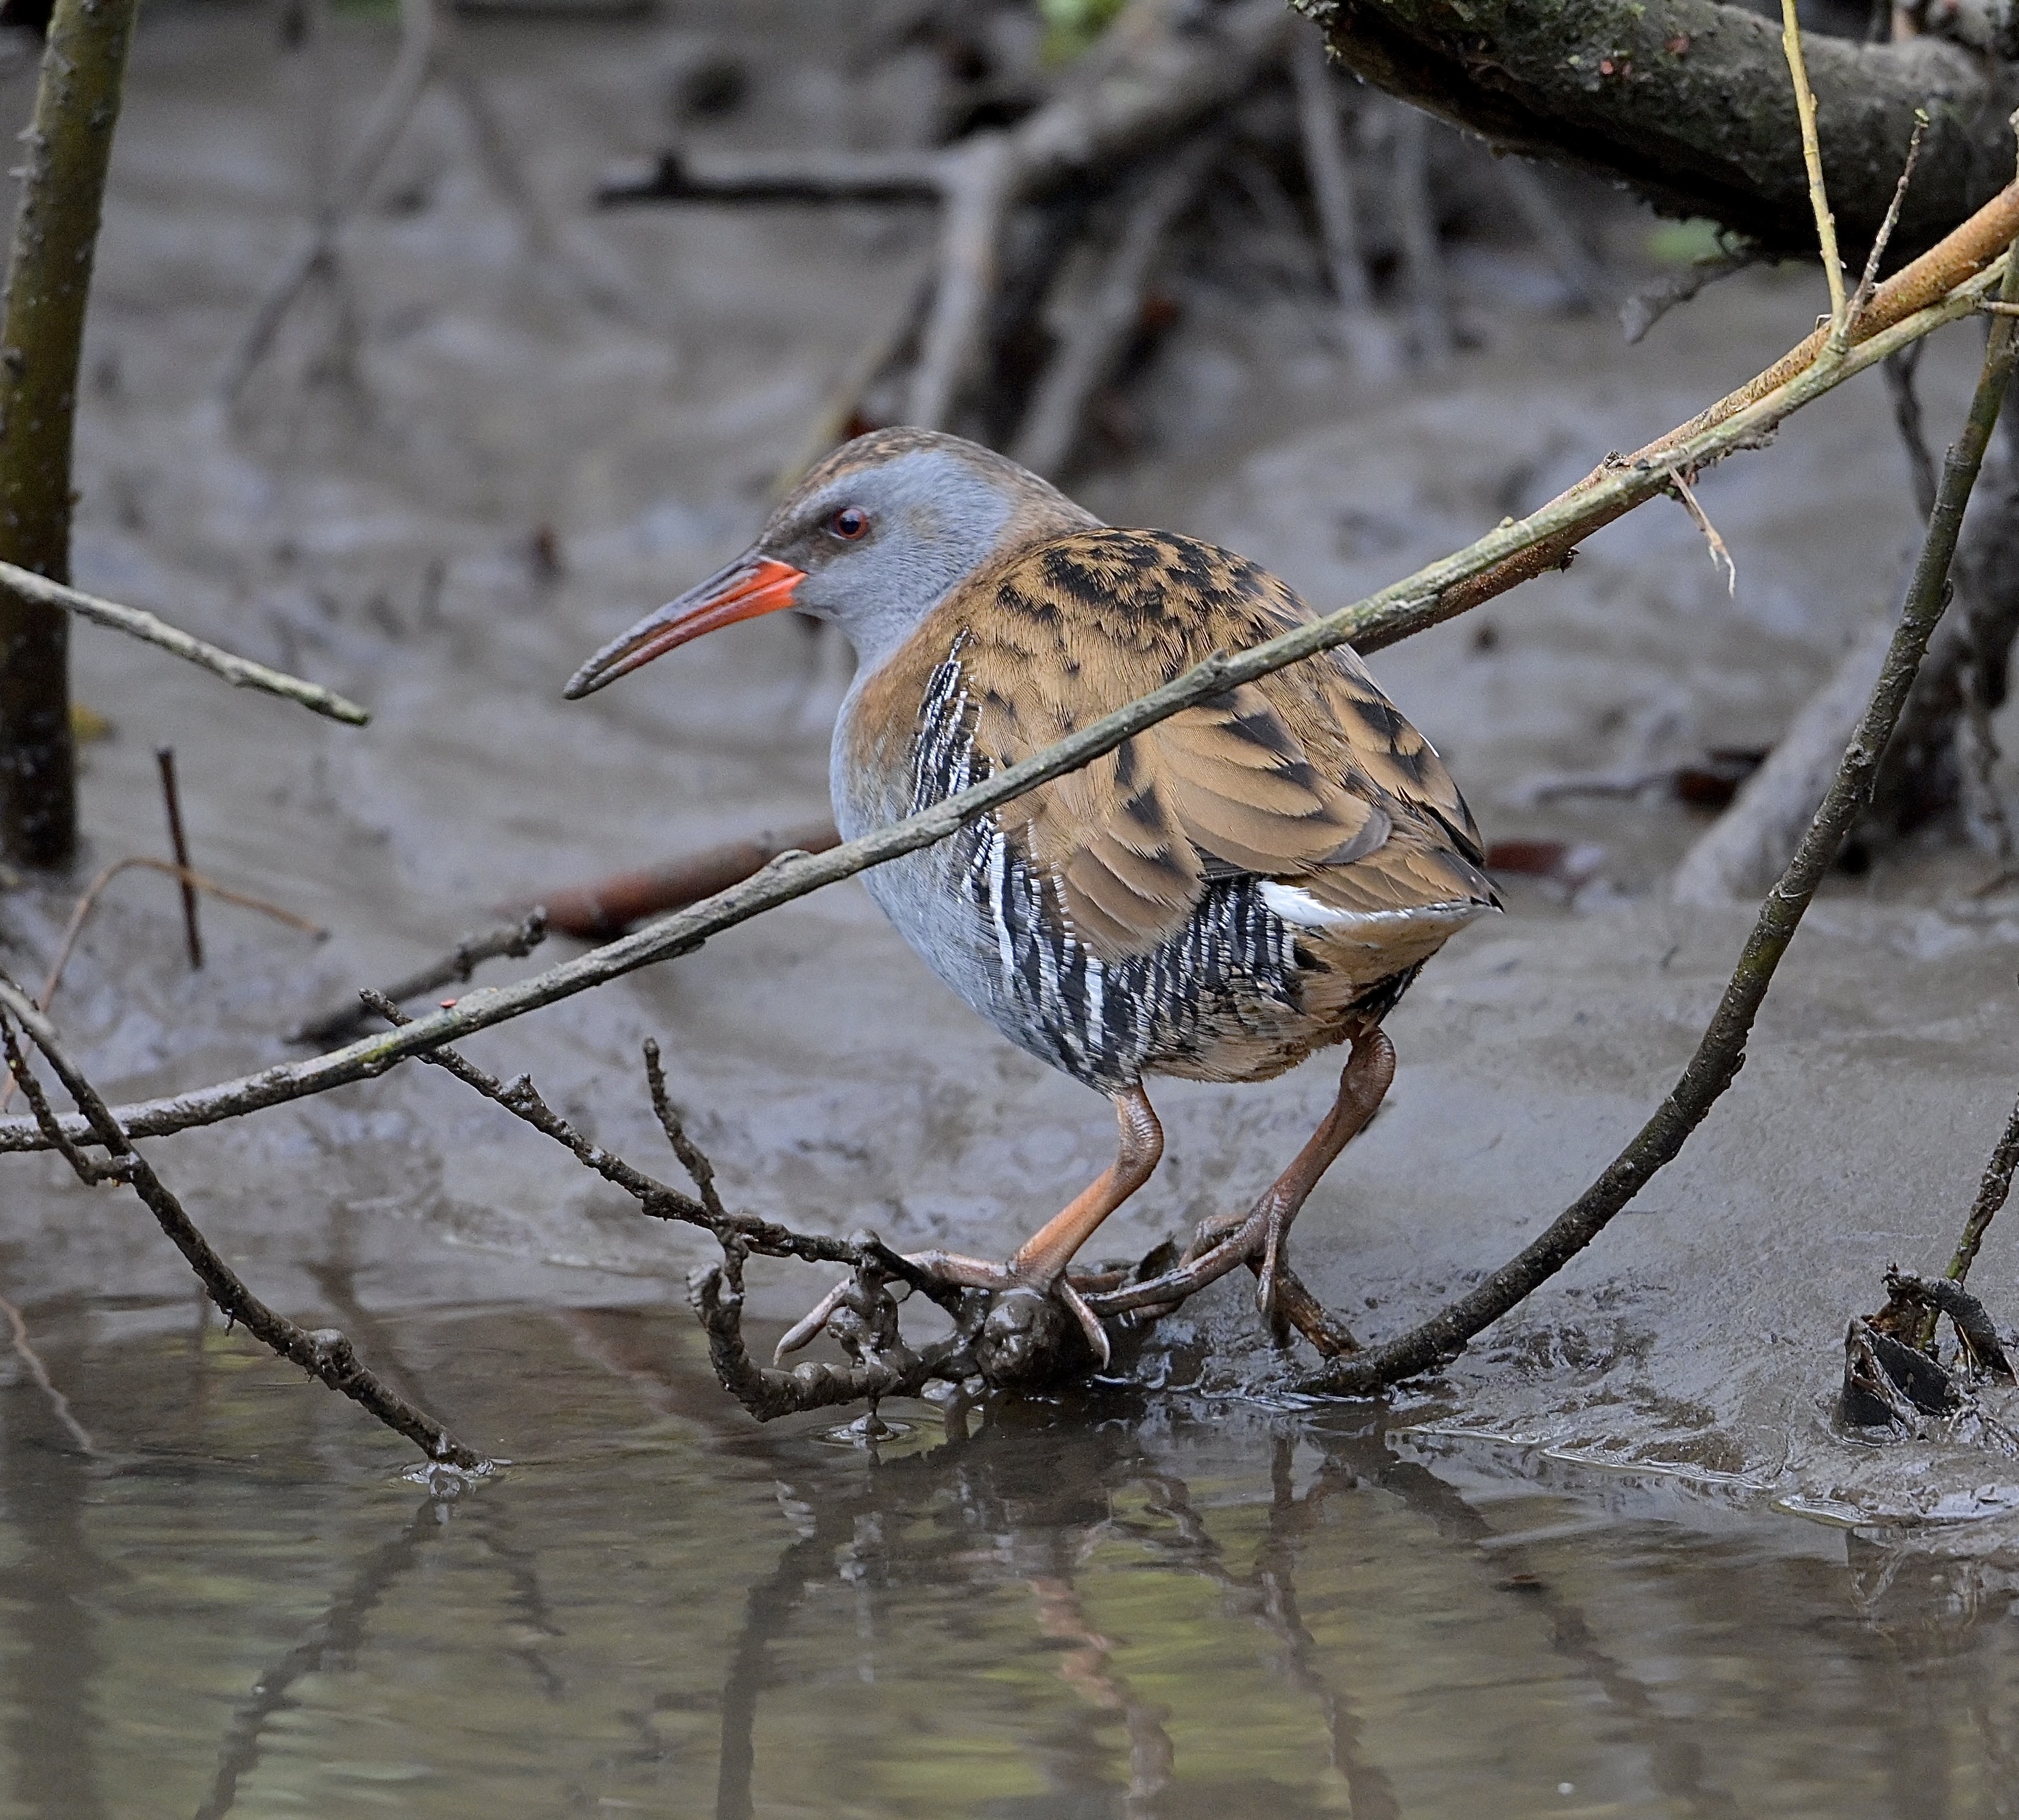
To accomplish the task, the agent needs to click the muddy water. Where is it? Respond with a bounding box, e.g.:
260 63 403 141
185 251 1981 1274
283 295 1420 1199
7 1303 2019 1820
7 3 2019 1809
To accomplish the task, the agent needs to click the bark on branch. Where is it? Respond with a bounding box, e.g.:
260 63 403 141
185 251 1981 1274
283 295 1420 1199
1308 0 2019 264
0 0 143 866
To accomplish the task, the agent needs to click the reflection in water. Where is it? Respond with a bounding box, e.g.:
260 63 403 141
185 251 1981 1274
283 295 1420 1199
0 1298 108 1820
2 1300 2019 1818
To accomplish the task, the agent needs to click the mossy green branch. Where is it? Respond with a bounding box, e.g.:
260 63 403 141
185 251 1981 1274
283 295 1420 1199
0 0 142 867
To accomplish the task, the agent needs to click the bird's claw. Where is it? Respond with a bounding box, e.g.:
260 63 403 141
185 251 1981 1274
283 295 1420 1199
1054 1277 1113 1371
773 1258 1113 1374
772 1279 853 1365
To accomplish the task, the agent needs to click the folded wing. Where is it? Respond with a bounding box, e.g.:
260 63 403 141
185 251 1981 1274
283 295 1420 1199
955 527 1496 964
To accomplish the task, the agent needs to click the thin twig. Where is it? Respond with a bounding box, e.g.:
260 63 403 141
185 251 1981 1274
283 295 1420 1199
769 282 932 499
1494 155 1600 314
0 851 326 1112
219 0 438 401
1781 0 1848 337
1619 251 1758 346
905 132 1015 430
2 237 2010 1158
0 558 370 724
1851 109 1928 322
642 1036 725 1223
1291 30 1369 311
1672 616 1894 905
290 909 547 1044
1884 340 1941 519
1949 1084 2019 1284
602 0 1294 433
359 992 959 1304
1666 465 1737 595
1009 136 1219 476
155 747 202 971
36 854 323 1017
1294 226 2019 1397
1391 106 1451 367
0 980 486 1469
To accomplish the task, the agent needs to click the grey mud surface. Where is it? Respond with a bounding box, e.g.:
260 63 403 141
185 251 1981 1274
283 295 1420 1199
7 4 2019 1555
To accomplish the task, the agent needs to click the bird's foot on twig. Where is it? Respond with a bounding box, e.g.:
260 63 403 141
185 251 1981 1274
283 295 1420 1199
1082 1194 1360 1357
775 1246 1112 1380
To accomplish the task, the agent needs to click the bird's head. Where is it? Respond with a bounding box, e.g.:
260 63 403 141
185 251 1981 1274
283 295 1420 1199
563 428 1096 700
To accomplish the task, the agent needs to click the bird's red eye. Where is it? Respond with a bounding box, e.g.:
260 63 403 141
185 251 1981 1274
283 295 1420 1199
828 507 870 541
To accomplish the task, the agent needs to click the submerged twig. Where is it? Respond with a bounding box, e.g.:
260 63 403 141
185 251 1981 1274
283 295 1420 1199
291 909 548 1044
155 747 203 971
1294 224 2019 1397
4 221 2014 1159
0 1278 96 1455
0 980 486 1468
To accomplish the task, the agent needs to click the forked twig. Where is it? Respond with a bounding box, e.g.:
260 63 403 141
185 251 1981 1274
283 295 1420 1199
0 982 486 1469
221 0 437 401
0 854 324 1111
291 909 548 1044
37 855 322 1016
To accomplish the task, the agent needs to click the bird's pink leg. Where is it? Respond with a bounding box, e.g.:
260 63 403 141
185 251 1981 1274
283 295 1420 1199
1085 1029 1396 1344
773 1087 1164 1370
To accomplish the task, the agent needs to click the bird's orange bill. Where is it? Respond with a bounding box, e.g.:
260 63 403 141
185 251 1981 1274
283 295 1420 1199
564 554 806 698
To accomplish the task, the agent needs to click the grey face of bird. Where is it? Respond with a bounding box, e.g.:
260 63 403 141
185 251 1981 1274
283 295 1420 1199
756 449 1030 669
563 430 1096 701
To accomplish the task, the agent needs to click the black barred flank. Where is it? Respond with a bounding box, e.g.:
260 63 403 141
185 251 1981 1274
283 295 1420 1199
907 637 1313 1090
